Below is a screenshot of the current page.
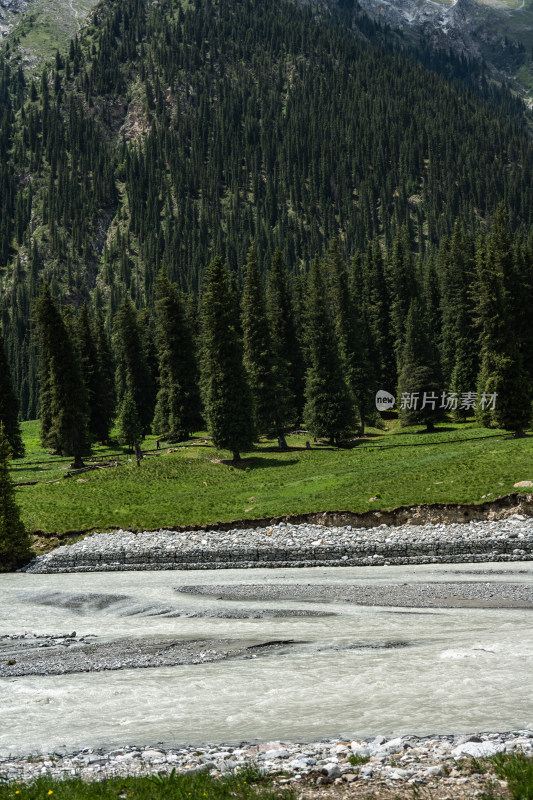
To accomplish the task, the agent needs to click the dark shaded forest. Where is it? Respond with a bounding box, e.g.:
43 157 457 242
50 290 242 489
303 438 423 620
0 0 532 446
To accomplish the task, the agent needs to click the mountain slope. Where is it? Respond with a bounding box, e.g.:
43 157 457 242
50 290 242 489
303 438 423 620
2 0 533 106
0 0 98 72
342 0 533 102
0 0 532 417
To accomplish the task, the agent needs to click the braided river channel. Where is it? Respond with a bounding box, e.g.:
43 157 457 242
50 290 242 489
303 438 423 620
1 561 533 756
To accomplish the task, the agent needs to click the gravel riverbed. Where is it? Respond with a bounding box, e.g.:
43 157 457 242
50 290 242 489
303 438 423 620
1 731 532 795
176 580 533 608
8 518 533 794
0 633 338 677
22 515 533 573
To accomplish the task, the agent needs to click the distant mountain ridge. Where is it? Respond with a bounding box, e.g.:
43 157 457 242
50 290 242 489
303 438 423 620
0 0 98 71
1 0 533 104
329 0 533 102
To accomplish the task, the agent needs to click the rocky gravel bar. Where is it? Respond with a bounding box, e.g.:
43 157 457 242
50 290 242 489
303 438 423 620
177 580 533 608
1 732 532 791
23 515 533 573
0 633 327 677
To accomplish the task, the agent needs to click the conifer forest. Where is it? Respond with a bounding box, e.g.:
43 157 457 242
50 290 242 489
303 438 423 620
1 0 533 461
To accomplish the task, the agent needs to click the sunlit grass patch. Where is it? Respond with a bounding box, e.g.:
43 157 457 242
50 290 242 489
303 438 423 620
12 420 533 539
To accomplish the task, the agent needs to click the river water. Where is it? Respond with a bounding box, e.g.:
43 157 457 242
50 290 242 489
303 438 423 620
1 562 532 756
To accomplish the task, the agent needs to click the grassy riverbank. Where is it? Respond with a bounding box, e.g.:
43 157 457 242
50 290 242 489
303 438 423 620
0 768 294 799
2 754 533 799
10 420 533 538
492 752 533 799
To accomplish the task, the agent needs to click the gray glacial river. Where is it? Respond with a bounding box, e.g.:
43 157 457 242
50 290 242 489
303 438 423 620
1 562 532 756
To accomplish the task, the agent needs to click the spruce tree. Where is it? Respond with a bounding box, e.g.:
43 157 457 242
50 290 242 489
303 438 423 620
303 259 355 445
397 298 444 432
34 285 56 449
389 227 418 378
34 286 90 466
475 208 532 434
153 269 202 441
113 299 155 437
325 239 375 434
512 241 533 392
94 309 116 443
349 252 378 433
200 257 255 462
138 309 159 409
117 389 143 452
422 255 441 352
266 249 305 424
0 424 33 572
77 303 101 443
241 244 293 445
0 326 24 458
364 238 395 394
441 224 479 420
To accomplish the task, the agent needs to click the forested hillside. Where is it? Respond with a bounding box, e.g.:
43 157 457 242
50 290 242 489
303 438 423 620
0 0 532 440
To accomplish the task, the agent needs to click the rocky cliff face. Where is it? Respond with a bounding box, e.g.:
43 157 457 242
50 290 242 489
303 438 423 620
349 0 533 102
0 0 98 72
0 0 38 38
1 0 532 99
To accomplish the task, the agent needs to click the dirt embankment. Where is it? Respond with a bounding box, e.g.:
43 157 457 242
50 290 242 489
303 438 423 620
32 493 533 555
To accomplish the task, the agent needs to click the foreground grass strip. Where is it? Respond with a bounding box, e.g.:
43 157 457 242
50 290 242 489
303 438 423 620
492 753 533 799
0 767 295 800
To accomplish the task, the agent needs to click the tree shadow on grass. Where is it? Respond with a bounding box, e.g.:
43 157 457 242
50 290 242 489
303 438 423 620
218 457 300 469
415 426 458 434
391 426 459 436
259 443 344 452
9 464 56 473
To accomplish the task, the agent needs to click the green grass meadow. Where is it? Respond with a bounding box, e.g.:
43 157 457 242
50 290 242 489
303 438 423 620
0 768 295 800
10 419 533 543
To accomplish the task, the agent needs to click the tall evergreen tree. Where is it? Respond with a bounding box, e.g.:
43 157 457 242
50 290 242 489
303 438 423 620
77 303 102 443
512 241 533 393
325 239 375 434
94 309 116 442
200 257 255 462
439 224 479 420
113 299 155 436
364 239 395 395
34 286 90 466
266 249 305 425
303 259 355 444
0 423 33 572
117 389 143 452
422 255 441 351
348 252 378 433
0 326 24 458
388 227 418 378
138 309 159 406
241 244 293 445
153 269 202 441
475 207 532 434
397 298 444 432
34 286 56 449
